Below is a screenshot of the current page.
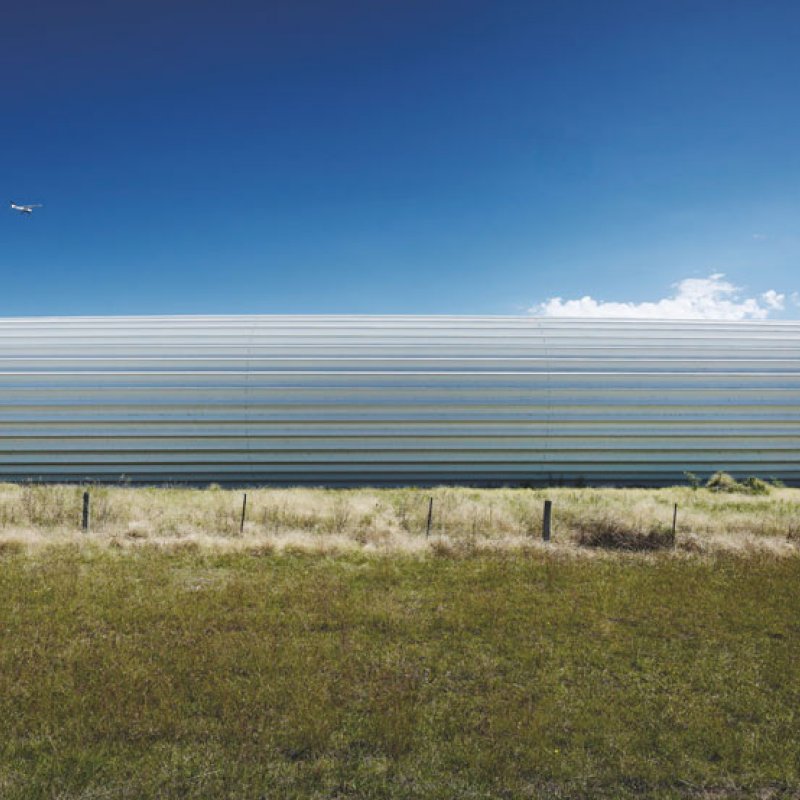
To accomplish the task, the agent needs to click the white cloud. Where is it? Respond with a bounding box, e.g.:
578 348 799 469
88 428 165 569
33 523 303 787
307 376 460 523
761 289 785 310
531 274 789 321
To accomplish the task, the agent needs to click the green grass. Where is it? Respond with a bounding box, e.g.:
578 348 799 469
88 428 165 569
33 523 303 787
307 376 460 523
1 546 798 798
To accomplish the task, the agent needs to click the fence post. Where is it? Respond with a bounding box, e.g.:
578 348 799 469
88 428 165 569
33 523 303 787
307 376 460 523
672 503 678 545
240 493 247 534
82 491 90 532
542 499 552 542
426 496 434 538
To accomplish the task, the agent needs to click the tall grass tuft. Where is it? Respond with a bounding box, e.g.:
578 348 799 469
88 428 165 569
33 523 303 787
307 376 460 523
575 515 674 551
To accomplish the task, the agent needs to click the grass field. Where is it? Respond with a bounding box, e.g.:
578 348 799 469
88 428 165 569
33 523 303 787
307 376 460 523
2 481 800 555
1 483 799 798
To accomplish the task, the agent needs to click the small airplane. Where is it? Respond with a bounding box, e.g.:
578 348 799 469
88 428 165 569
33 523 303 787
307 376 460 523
10 203 43 214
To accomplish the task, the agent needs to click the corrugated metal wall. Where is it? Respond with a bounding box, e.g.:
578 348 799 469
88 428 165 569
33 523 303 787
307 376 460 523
1 315 799 485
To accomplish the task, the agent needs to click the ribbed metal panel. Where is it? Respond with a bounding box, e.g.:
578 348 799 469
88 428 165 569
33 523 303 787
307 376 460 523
1 315 799 485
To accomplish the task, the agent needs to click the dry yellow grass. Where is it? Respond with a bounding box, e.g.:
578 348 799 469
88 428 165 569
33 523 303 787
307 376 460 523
1 482 799 557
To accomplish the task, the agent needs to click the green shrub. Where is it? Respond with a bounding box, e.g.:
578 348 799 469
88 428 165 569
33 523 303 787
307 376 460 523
683 471 701 490
742 476 770 495
705 472 771 496
706 471 742 493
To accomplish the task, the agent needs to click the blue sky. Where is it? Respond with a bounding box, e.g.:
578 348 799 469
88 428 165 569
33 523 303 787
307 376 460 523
2 0 799 317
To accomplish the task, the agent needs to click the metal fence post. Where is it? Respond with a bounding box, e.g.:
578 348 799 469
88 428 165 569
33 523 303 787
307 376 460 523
672 502 678 545
82 491 90 531
240 493 247 534
426 496 434 538
542 499 552 542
